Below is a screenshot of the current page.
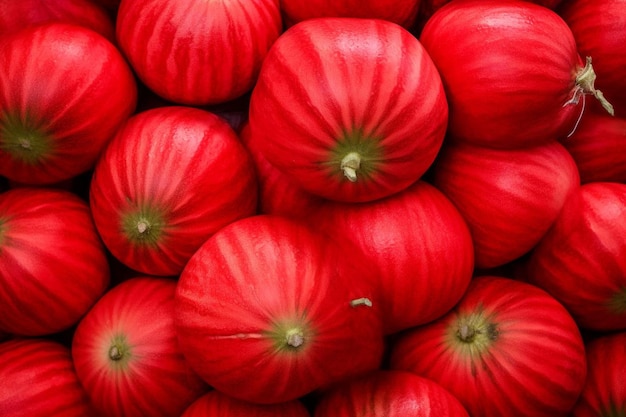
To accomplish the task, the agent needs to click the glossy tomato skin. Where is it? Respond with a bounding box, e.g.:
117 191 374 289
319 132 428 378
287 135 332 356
311 180 474 334
560 112 626 184
390 276 587 417
72 277 208 417
0 338 95 416
0 188 110 336
116 0 282 105
314 370 469 417
280 0 420 28
432 140 580 270
181 390 310 417
239 122 325 218
90 106 258 276
560 0 626 117
0 0 114 40
420 0 583 148
249 17 448 203
572 332 626 417
0 23 137 184
175 215 385 405
527 182 626 331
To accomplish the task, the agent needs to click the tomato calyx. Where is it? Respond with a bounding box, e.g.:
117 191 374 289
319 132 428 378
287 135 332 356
329 128 382 183
108 334 132 369
449 309 499 357
608 287 626 315
122 206 166 247
270 322 310 353
567 56 614 116
0 112 51 165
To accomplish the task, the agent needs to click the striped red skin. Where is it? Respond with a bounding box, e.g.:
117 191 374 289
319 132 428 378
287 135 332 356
561 112 626 184
420 0 585 149
181 390 310 417
239 122 325 218
72 277 208 417
414 0 565 35
0 23 137 184
310 180 474 335
0 338 95 416
280 0 420 29
0 188 110 336
174 215 385 405
432 140 580 270
527 182 626 331
314 370 469 417
572 332 626 417
248 18 448 203
116 0 282 106
0 0 115 41
560 0 626 118
390 276 588 417
89 106 258 277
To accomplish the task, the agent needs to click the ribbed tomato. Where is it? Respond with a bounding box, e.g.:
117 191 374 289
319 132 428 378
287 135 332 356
0 338 95 416
181 390 310 417
390 276 587 417
432 140 580 269
280 0 420 28
560 0 626 117
0 22 137 184
116 0 282 105
527 182 626 331
0 187 110 336
239 122 324 218
313 370 469 417
561 112 626 184
310 180 474 335
572 332 626 417
419 0 613 149
249 17 448 203
72 277 208 417
0 0 114 40
174 215 385 404
90 106 258 276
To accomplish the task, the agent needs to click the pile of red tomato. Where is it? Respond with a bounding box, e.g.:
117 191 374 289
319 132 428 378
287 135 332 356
0 0 624 416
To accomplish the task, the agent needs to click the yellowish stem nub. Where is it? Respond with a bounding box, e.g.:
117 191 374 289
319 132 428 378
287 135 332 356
341 152 362 182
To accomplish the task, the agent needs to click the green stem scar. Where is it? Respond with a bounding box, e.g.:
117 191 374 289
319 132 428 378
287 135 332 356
341 152 362 182
285 328 305 348
567 56 614 116
0 112 51 165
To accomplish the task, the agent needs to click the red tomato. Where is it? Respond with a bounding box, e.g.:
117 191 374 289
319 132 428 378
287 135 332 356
239 122 325 218
390 276 587 417
310 180 474 334
419 0 612 149
0 338 95 416
560 112 626 184
572 332 626 417
89 106 258 277
249 17 448 203
72 277 208 417
174 215 385 404
560 0 626 117
527 182 626 331
432 140 580 269
314 370 469 417
0 188 110 336
0 23 137 184
181 390 310 417
0 0 114 41
280 0 420 28
116 0 283 105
